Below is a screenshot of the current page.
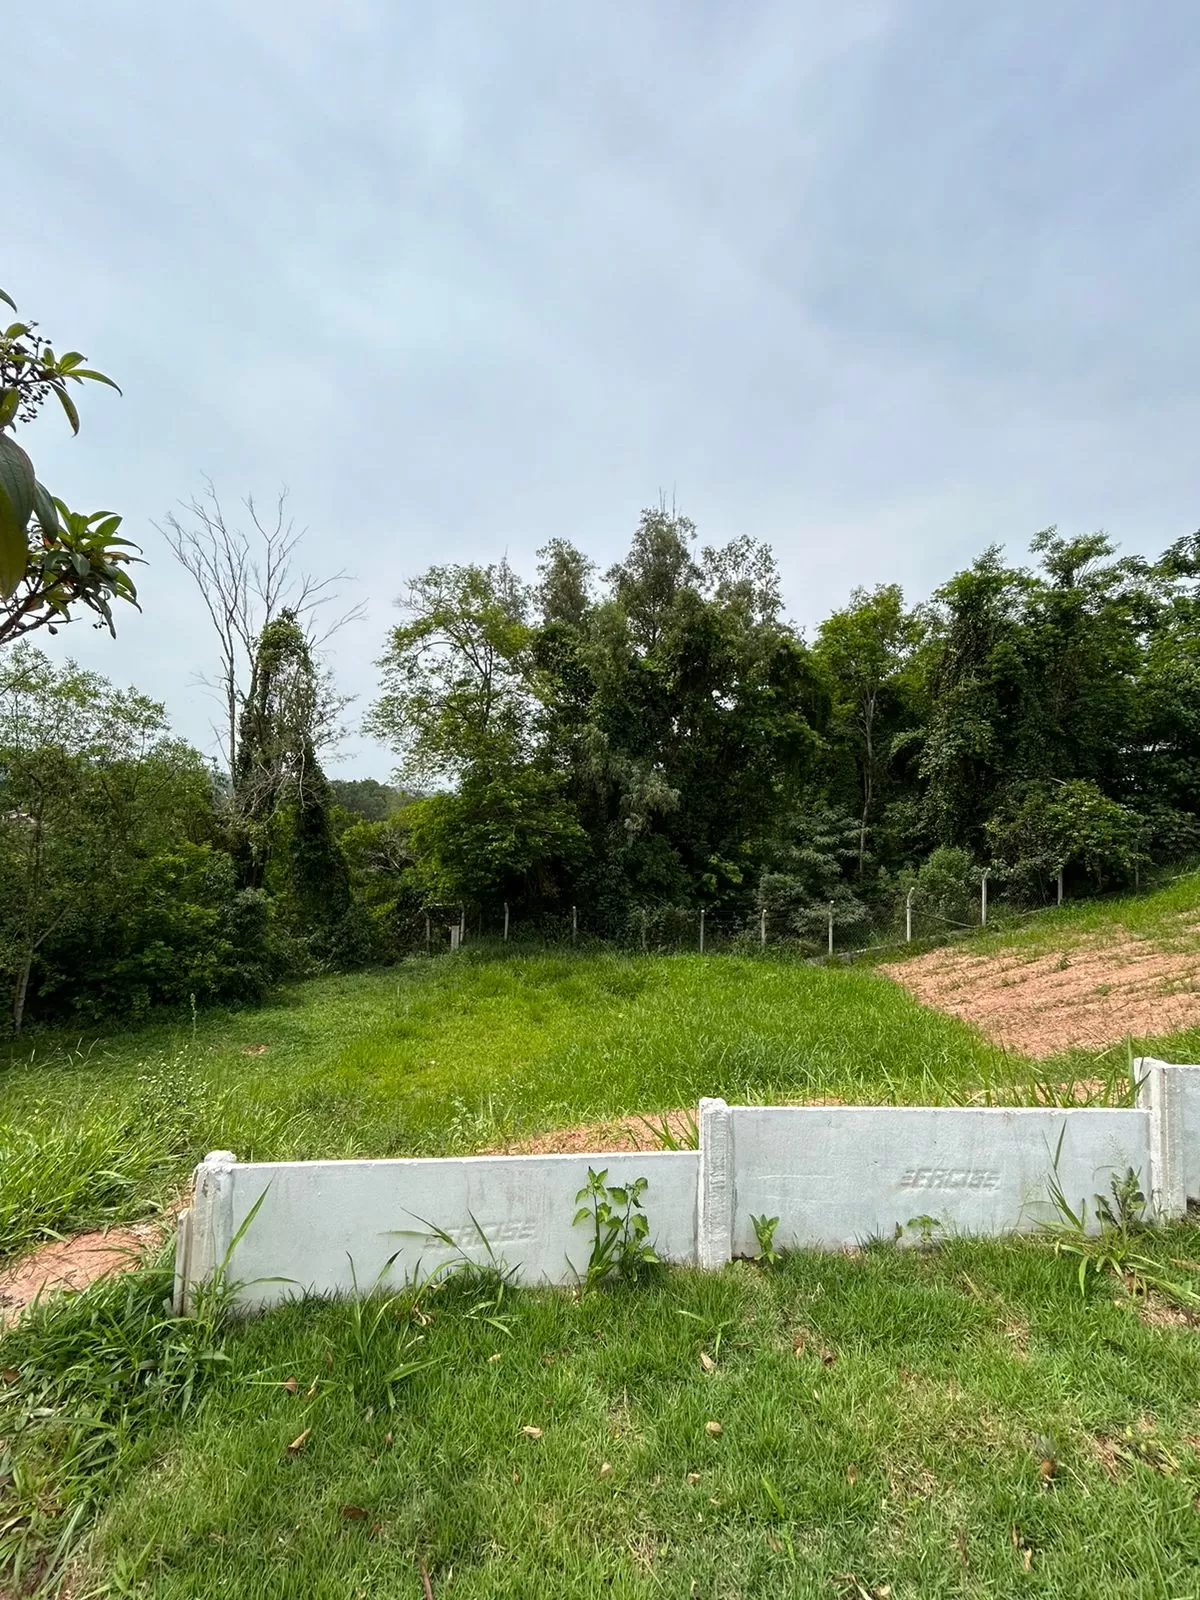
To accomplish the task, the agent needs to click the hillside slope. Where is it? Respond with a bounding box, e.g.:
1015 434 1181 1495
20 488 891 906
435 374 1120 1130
881 872 1200 1056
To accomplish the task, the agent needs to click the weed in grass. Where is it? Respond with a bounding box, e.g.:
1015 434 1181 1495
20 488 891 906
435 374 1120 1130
751 1212 782 1266
635 1109 699 1151
1043 1134 1200 1311
342 1257 441 1410
571 1169 659 1289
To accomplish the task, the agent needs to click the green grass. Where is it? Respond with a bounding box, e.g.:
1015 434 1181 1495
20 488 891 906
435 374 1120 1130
6 918 1200 1595
5 1232 1200 1597
2 949 1055 1261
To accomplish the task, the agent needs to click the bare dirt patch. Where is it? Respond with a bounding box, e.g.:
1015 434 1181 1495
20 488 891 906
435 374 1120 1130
485 1108 699 1155
483 1097 855 1156
0 1223 163 1325
881 932 1200 1056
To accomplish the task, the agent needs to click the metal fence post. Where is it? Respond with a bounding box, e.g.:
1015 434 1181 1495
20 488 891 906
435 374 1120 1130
828 901 834 956
503 902 509 942
905 886 915 944
699 908 705 954
572 905 577 945
760 908 767 949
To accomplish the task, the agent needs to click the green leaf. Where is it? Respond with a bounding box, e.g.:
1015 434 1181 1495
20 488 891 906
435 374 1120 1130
56 352 85 371
32 480 60 541
92 513 122 541
3 322 31 340
607 1186 628 1206
0 289 16 314
0 431 35 595
53 385 80 435
0 389 17 428
572 1207 592 1226
71 368 122 393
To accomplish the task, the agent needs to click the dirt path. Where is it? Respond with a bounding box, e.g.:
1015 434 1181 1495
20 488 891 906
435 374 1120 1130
0 1223 163 1326
881 930 1200 1056
483 1107 700 1155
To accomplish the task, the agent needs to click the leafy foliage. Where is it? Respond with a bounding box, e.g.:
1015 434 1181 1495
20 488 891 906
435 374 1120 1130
571 1168 659 1289
0 286 138 637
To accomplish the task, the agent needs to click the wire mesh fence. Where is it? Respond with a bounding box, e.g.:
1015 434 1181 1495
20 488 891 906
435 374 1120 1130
403 861 1200 962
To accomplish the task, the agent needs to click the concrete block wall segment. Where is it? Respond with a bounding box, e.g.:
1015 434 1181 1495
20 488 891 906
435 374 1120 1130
209 1150 700 1312
726 1105 1151 1253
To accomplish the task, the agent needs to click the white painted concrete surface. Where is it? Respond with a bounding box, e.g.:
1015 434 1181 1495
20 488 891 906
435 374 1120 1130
724 1104 1151 1253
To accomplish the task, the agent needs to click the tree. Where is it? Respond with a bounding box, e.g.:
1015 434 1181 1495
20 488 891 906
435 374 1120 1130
815 584 922 872
987 780 1149 898
329 777 409 822
367 561 535 783
0 646 213 1028
230 611 356 960
160 481 362 775
0 286 139 643
404 768 585 908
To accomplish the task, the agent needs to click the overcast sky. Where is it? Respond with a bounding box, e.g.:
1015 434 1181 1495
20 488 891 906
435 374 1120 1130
8 2 1200 776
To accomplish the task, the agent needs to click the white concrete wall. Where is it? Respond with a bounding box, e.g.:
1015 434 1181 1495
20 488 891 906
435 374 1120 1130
721 1105 1151 1254
176 1064 1200 1316
182 1150 699 1312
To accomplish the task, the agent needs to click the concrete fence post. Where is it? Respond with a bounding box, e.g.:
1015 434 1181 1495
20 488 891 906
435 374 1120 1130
698 1097 733 1269
827 901 834 956
1137 1058 1187 1220
905 886 915 944
176 1149 237 1313
503 902 509 942
760 908 767 949
981 868 990 927
699 908 705 954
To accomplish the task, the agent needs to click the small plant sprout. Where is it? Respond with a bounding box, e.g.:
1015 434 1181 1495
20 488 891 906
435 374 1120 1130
571 1168 659 1289
904 1213 942 1250
751 1213 782 1266
676 1307 738 1364
761 1475 796 1562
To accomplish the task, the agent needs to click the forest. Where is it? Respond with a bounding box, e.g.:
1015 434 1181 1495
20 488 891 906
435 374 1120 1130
3 288 1200 1027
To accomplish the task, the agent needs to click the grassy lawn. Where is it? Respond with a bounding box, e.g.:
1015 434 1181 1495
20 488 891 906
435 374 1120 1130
6 932 1200 1595
2 948 1052 1262
5 1229 1200 1597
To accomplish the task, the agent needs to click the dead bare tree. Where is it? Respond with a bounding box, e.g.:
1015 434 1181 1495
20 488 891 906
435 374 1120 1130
158 479 365 775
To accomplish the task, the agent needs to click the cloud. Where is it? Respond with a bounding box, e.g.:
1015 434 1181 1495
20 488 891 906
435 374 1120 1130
7 0 1198 772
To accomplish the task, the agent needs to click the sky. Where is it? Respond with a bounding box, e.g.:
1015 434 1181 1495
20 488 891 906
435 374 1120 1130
8 1 1200 776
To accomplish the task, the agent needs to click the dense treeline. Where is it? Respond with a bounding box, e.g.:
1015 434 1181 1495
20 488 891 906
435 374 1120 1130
368 509 1200 942
3 503 1200 1027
